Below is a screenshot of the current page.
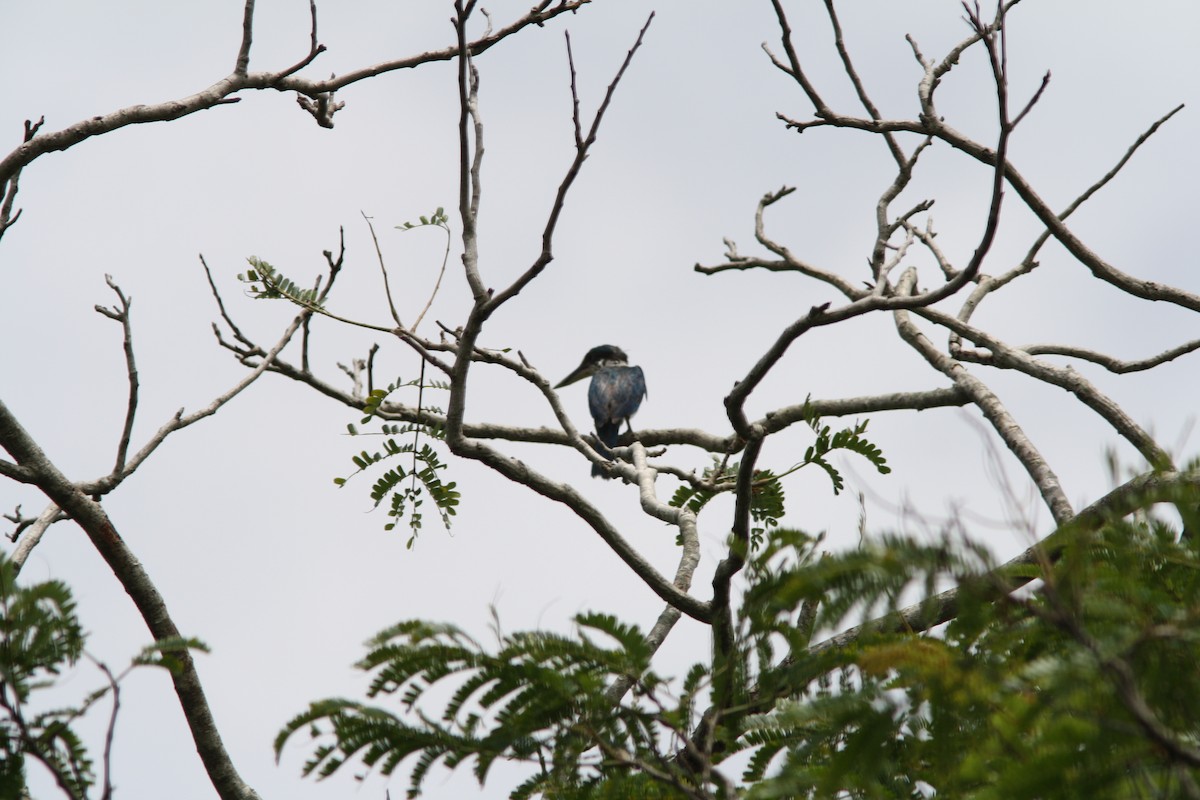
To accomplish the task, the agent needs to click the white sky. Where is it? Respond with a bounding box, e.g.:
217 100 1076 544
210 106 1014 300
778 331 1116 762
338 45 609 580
2 1 1198 798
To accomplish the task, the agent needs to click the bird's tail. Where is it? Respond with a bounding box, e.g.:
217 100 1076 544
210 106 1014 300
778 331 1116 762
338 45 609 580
592 421 621 479
596 420 621 449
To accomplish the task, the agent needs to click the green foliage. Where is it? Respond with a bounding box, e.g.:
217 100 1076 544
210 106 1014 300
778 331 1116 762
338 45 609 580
133 635 211 674
396 207 449 231
0 552 210 798
238 256 326 309
670 458 787 547
670 409 886 549
0 550 90 796
337 376 459 546
287 475 1200 798
732 497 1200 799
276 613 696 799
798 404 889 495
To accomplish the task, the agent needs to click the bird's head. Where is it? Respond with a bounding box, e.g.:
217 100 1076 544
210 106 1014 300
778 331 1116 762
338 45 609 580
555 344 630 388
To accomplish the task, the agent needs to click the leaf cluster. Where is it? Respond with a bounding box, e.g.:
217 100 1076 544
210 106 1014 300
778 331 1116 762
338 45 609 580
0 552 213 798
276 613 700 799
798 406 889 496
285 479 1200 798
670 459 787 549
671 410 887 548
338 378 459 546
238 256 326 310
733 503 1200 798
0 551 90 797
396 207 449 231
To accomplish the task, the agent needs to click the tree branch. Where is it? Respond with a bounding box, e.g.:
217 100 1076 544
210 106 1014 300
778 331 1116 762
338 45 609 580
85 311 306 496
93 276 139 475
806 467 1200 657
0 398 261 800
892 271 1075 525
0 1 592 186
484 13 655 312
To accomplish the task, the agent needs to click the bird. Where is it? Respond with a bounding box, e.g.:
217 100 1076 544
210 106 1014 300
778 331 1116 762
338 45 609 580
555 345 647 478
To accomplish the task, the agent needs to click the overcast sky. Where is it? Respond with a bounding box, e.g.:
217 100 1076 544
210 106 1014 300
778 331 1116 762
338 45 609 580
3 1 1198 798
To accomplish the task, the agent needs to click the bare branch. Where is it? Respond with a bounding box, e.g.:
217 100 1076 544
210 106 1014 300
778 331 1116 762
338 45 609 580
407 220 452 334
305 0 319 61
605 443 703 703
89 656 121 800
871 140 934 283
0 2 592 188
94 276 139 475
0 457 34 483
937 120 1200 310
822 0 906 167
565 32 583 148
766 0 829 115
454 1 487 303
893 270 1075 525
952 1 1014 295
1010 69 1051 128
484 13 654 312
86 311 307 496
771 103 1199 320
234 0 255 75
721 270 1009 438
992 103 1186 298
911 300 1173 468
1020 338 1200 373
741 186 865 298
0 117 42 244
454 433 712 622
363 212 404 328
294 81 341 128
10 503 66 573
199 254 256 349
760 387 970 433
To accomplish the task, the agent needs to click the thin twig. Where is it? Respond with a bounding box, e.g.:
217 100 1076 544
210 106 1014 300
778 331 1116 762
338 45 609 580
93 276 139 475
88 656 121 800
409 219 452 333
823 0 906 167
484 13 655 312
86 312 308 495
363 211 405 328
565 32 583 148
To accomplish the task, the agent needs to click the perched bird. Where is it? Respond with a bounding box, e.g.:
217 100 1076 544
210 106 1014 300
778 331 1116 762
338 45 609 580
555 345 647 478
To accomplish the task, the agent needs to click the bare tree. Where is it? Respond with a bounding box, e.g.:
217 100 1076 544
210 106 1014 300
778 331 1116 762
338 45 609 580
3 0 1197 797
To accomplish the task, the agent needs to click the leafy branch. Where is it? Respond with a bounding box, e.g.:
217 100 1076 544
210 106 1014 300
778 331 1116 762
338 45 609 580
337 376 459 546
274 612 707 799
0 551 209 799
793 405 889 495
671 407 888 547
237 257 394 333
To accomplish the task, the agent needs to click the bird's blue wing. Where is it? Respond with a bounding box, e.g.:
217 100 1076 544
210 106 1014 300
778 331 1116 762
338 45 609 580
616 366 646 417
588 366 646 447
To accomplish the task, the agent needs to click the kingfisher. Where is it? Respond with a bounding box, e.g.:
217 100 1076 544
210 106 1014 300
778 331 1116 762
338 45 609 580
555 345 647 478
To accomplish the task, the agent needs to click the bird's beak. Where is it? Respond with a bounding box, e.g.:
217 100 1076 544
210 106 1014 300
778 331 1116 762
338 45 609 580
554 360 595 389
